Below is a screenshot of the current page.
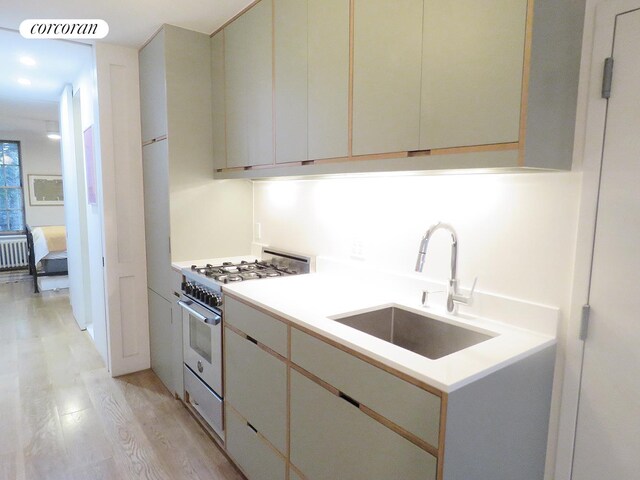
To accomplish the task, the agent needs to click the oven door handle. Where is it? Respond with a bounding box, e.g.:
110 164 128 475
178 300 221 326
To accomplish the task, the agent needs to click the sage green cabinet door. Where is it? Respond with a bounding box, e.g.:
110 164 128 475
352 0 424 155
290 370 437 480
225 0 274 167
211 31 227 170
142 140 170 301
148 289 173 393
274 0 349 163
224 328 287 454
139 29 167 143
420 0 527 149
226 408 286 480
275 0 308 164
307 0 349 160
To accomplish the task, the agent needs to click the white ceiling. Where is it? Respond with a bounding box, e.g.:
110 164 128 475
0 0 254 47
0 0 252 133
0 28 92 132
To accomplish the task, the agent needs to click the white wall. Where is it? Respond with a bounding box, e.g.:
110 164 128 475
254 173 580 309
254 170 582 478
0 129 65 227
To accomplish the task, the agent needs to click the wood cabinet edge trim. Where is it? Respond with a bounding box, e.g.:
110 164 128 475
289 463 309 480
214 142 520 173
348 0 355 157
518 0 535 166
437 392 448 480
210 0 264 37
223 30 229 170
224 291 445 397
271 0 277 166
286 325 292 480
430 142 519 156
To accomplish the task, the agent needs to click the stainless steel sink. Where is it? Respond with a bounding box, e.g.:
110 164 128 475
331 306 494 360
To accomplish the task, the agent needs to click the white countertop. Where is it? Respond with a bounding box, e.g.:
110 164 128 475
222 265 557 393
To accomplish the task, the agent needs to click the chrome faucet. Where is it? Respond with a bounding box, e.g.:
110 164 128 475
415 222 476 313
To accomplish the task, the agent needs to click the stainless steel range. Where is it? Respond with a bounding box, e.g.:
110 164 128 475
179 248 312 438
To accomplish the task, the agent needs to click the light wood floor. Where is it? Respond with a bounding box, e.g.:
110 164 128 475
0 280 244 480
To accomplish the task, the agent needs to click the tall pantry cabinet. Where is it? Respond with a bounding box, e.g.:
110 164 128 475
139 25 253 397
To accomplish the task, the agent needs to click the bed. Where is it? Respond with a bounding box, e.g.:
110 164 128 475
26 225 69 293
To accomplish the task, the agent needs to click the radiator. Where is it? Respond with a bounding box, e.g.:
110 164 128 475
0 235 29 270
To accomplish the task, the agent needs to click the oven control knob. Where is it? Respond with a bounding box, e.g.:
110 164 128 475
209 294 221 307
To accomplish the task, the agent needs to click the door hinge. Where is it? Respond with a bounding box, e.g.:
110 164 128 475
102 256 105 267
579 304 591 340
602 57 614 99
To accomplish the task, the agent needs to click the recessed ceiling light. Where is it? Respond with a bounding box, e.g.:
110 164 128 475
17 78 31 86
19 56 36 67
47 133 61 140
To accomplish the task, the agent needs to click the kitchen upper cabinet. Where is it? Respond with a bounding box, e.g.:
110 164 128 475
225 0 274 168
420 0 527 150
290 370 437 480
274 0 349 163
352 0 424 156
211 31 227 170
213 0 583 178
139 29 168 143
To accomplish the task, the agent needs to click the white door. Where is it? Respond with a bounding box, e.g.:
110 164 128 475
94 43 150 376
572 7 640 479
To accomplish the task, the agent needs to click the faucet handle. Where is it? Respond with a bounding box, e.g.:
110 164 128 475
469 276 478 297
421 289 445 307
453 277 478 307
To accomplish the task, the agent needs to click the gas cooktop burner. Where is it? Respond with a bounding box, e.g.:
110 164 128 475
189 259 298 284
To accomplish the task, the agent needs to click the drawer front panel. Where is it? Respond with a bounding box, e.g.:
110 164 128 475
225 328 287 453
226 407 286 480
224 296 288 357
183 365 223 437
290 370 437 480
291 328 441 447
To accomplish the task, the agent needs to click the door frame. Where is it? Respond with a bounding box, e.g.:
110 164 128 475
555 1 640 478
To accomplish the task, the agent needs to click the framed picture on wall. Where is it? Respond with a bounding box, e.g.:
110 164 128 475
27 174 64 206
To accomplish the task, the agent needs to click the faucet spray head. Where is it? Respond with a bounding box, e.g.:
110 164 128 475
415 234 431 272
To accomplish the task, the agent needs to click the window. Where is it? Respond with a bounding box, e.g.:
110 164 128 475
0 141 25 234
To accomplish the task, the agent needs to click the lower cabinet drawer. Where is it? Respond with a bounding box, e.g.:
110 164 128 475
225 327 288 454
290 370 437 480
226 407 286 480
291 328 441 447
183 365 223 438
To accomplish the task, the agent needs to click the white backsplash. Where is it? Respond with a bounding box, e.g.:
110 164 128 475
253 171 581 316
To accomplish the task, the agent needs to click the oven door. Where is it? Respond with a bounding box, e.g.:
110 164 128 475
179 298 222 395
